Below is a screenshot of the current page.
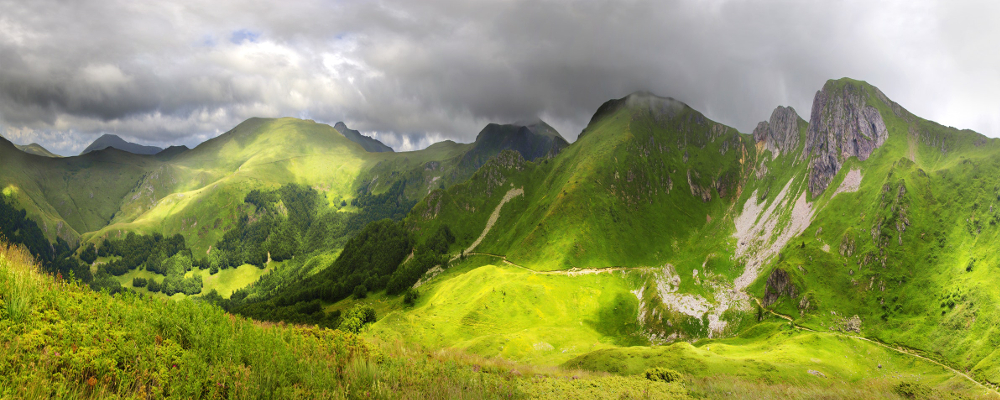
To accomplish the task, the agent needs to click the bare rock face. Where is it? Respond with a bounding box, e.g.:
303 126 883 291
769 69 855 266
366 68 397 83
805 81 889 196
763 268 798 307
752 106 802 157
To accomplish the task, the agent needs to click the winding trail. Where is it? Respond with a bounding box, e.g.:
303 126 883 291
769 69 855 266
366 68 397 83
751 297 999 395
451 187 523 262
464 252 657 276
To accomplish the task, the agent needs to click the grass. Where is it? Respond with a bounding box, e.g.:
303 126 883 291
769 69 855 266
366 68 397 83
5 239 698 399
106 264 273 300
372 256 648 365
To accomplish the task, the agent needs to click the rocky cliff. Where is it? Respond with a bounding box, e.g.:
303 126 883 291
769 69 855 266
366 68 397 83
752 106 803 158
804 80 889 196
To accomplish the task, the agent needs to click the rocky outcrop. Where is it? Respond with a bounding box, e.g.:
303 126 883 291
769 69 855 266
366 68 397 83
763 268 798 307
334 122 394 153
804 81 889 196
753 106 802 157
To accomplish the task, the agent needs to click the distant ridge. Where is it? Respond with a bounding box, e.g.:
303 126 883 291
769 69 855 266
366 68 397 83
459 119 569 171
81 134 163 156
14 143 62 158
334 122 394 153
154 145 189 161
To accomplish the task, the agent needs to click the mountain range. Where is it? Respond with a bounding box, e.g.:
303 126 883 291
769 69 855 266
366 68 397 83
2 77 998 398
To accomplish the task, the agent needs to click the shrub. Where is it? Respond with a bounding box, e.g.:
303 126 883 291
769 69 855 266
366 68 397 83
644 367 683 383
79 243 98 264
353 284 367 299
132 277 147 287
403 288 419 306
147 279 161 293
339 305 377 334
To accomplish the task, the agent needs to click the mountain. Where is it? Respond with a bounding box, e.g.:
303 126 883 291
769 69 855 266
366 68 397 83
366 80 1000 394
80 134 163 155
154 145 189 161
334 122 394 153
14 143 62 158
459 119 569 171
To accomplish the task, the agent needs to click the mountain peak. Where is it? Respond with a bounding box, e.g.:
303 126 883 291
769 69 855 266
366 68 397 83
805 78 890 196
753 106 804 158
461 120 569 170
81 134 163 156
333 122 394 153
581 91 689 139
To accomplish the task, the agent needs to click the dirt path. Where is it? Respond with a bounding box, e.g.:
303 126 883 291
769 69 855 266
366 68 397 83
751 297 998 395
452 187 523 262
464 252 658 276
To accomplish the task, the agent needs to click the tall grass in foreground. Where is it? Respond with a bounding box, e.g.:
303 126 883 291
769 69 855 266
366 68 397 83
0 241 38 323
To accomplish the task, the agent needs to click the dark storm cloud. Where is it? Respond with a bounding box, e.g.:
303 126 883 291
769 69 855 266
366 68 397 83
0 0 997 155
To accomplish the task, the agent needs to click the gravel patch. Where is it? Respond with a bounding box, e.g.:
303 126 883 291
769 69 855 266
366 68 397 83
833 169 863 197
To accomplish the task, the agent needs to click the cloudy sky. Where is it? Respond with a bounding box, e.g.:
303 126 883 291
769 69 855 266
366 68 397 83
0 0 997 155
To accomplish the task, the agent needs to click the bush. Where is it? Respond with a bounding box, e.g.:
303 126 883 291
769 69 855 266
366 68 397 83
339 305 377 334
353 284 367 299
403 288 419 306
79 243 98 264
644 367 682 383
147 279 161 293
132 277 147 287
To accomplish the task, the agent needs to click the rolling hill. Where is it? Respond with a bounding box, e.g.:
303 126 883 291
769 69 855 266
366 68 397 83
14 142 61 158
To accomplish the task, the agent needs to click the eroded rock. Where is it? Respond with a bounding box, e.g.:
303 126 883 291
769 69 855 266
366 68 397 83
763 268 798 307
753 106 803 158
805 81 889 196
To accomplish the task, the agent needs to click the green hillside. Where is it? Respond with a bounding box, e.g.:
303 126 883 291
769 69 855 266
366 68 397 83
372 80 1000 395
14 143 62 158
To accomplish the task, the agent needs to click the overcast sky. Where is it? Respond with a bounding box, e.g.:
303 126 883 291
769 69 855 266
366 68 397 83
0 0 997 155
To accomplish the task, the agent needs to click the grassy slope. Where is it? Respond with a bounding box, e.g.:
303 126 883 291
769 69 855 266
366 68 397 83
15 143 62 158
386 82 1000 397
82 118 475 256
0 240 690 399
372 255 647 365
410 94 755 273
0 137 158 244
371 255 985 398
747 79 1000 387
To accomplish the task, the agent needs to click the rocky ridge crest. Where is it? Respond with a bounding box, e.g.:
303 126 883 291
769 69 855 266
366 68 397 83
805 81 889 196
